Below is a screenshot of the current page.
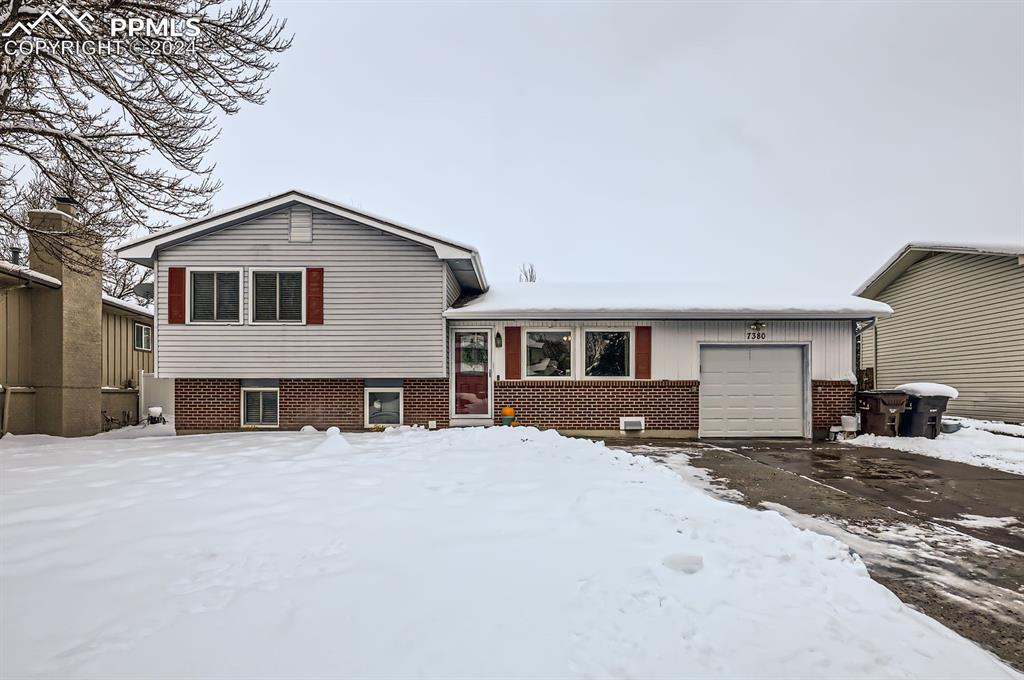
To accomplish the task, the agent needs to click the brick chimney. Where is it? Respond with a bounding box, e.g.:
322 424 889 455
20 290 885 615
28 197 103 436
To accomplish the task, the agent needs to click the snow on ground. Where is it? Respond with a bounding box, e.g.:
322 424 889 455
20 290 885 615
1 428 1018 679
946 417 1024 438
846 427 1024 476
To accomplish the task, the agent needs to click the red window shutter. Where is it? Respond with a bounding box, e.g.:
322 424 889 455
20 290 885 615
504 326 521 380
635 326 652 379
168 267 185 324
306 267 324 324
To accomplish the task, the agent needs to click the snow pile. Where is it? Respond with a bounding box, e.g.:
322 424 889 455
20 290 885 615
896 382 959 399
1 428 1017 679
311 428 354 455
946 417 1024 438
847 428 1023 476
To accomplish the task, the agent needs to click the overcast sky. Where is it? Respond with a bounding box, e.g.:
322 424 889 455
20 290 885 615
205 0 1023 293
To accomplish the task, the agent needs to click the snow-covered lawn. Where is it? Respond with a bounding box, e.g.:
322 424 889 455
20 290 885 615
846 424 1024 476
1 428 1017 679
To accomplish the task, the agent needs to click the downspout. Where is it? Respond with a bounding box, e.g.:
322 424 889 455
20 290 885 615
873 316 879 388
1 386 11 435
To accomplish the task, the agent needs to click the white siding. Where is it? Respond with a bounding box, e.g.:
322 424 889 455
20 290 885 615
155 207 446 378
449 318 854 381
860 252 1024 422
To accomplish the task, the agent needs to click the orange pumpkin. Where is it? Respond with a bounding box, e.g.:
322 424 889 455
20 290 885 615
510 420 521 427
500 406 516 417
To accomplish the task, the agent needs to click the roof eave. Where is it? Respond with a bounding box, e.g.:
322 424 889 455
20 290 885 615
444 310 891 321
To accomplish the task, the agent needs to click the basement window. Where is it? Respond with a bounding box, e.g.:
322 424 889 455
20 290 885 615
242 388 279 427
365 387 403 428
134 322 153 352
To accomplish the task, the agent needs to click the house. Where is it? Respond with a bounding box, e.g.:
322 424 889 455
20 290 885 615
117 190 891 438
856 242 1024 422
1 200 154 436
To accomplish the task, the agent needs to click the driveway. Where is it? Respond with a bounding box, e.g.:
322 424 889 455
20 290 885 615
601 437 1024 671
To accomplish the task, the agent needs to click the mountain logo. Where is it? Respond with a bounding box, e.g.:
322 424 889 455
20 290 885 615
3 6 94 38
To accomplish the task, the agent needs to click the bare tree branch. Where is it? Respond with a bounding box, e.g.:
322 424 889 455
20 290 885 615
0 0 292 275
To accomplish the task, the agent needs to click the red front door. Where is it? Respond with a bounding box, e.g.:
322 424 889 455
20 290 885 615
453 331 489 416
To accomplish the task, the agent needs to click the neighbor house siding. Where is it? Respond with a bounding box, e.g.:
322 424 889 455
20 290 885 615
1 287 33 386
101 308 153 388
859 252 1024 421
155 207 447 378
450 318 855 381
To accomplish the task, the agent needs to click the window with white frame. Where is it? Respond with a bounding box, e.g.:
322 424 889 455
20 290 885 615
134 322 152 352
250 269 304 323
242 388 279 427
525 330 573 377
585 330 631 377
190 270 240 322
365 387 403 427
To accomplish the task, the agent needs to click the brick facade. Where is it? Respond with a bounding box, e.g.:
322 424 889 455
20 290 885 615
811 380 857 433
174 378 241 431
175 377 449 432
175 376 853 436
279 379 364 430
493 380 699 431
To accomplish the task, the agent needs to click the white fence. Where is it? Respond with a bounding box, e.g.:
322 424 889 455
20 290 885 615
139 372 175 419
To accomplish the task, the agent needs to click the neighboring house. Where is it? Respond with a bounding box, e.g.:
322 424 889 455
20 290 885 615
0 200 154 436
856 242 1024 423
117 190 890 438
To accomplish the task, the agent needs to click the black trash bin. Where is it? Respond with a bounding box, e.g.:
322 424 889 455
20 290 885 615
856 390 909 437
899 395 950 439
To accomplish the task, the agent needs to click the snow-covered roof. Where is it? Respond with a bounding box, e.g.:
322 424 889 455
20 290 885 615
0 261 62 288
116 190 488 293
102 293 153 318
444 282 892 320
856 241 1023 299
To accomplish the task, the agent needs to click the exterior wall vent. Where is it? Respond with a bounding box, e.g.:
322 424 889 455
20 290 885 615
619 416 646 432
289 205 313 242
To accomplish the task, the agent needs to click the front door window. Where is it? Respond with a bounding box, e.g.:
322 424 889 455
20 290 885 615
454 331 489 415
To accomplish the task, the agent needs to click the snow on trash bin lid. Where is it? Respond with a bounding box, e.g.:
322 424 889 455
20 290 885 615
895 382 959 399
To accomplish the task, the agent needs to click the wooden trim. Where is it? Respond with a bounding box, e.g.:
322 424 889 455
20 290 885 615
635 325 652 379
504 326 521 380
168 267 185 324
306 267 324 325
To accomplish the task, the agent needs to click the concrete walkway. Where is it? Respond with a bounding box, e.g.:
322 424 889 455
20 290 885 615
601 437 1024 671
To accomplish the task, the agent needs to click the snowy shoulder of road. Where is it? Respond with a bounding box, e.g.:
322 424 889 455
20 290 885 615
1 428 1018 679
846 425 1024 476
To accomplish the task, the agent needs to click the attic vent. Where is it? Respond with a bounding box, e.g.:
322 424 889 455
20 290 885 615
619 417 646 432
290 206 312 242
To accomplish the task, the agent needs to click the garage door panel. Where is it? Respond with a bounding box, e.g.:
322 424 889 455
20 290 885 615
699 346 805 438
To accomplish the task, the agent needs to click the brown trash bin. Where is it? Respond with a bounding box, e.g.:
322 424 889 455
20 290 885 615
856 390 908 437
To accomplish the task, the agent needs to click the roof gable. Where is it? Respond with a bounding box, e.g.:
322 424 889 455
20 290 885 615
856 242 1023 299
116 190 487 292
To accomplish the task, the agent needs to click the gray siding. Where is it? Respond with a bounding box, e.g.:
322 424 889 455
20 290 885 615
860 252 1024 422
444 263 462 309
155 207 446 378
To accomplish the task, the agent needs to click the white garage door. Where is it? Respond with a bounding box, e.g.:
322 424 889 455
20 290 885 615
700 346 805 437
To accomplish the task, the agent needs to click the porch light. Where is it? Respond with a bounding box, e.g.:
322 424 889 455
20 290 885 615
748 321 766 332
495 331 502 348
